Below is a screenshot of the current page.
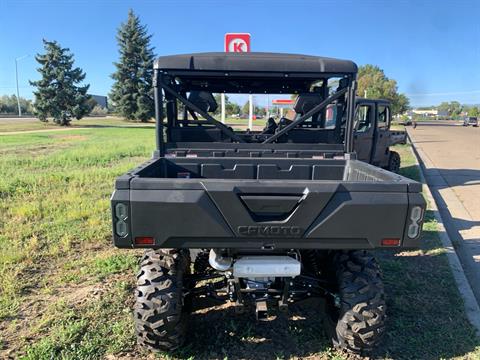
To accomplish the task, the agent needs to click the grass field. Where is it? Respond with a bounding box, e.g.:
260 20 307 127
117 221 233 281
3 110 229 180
0 116 151 133
0 122 479 359
0 116 263 134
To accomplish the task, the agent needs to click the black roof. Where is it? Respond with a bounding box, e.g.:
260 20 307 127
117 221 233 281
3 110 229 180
356 97 391 104
154 52 357 74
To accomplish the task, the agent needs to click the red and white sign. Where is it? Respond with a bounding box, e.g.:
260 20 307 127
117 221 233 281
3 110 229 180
272 99 294 105
225 33 251 52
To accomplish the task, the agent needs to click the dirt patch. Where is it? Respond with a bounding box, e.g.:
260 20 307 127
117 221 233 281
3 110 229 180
61 284 99 305
48 134 87 141
0 244 117 358
0 257 60 357
105 355 157 360
166 298 335 359
1 298 42 357
0 273 128 358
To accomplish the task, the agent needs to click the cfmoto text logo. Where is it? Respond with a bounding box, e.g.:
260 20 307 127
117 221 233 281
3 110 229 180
238 225 302 237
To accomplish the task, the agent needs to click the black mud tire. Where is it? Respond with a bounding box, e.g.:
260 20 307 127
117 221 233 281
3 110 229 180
326 250 386 354
134 249 190 352
387 151 401 173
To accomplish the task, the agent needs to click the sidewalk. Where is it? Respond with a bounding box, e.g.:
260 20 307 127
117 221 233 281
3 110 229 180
407 126 480 304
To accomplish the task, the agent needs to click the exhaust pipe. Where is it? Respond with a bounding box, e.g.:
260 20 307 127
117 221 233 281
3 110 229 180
209 249 232 271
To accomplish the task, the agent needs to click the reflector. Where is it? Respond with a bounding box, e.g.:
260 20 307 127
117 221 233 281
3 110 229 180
410 206 423 222
135 236 154 245
408 223 420 238
115 203 128 220
115 220 128 237
381 238 400 246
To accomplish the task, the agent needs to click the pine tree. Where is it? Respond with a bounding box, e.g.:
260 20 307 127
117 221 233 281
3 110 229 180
30 40 90 125
110 9 155 122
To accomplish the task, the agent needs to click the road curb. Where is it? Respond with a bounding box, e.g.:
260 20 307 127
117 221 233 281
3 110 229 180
407 132 480 336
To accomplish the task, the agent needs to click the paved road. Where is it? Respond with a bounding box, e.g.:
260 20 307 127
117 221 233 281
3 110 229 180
0 116 38 122
0 127 91 135
407 123 480 302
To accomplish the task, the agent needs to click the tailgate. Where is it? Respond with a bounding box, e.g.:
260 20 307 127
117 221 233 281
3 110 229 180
112 178 423 250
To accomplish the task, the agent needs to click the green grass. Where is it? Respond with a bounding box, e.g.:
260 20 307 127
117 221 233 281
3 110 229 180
0 126 152 359
390 123 406 131
0 125 479 359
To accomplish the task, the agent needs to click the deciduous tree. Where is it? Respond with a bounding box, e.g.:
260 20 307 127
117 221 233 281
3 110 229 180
357 65 410 115
212 94 241 116
438 101 463 117
0 95 33 114
225 102 241 116
242 101 250 115
467 106 479 117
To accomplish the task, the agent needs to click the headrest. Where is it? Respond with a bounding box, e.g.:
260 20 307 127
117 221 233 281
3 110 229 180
293 93 323 115
187 91 218 113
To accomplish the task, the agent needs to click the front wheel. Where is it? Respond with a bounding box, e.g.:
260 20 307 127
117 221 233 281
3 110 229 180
134 249 190 351
325 250 386 354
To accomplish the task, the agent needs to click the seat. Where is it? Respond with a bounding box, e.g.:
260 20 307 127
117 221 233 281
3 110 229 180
293 93 323 128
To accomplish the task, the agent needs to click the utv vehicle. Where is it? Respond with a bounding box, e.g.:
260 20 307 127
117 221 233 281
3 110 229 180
354 98 407 173
111 52 425 354
463 116 478 127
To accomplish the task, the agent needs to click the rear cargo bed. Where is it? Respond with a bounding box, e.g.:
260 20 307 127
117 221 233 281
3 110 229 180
127 157 409 182
112 156 424 250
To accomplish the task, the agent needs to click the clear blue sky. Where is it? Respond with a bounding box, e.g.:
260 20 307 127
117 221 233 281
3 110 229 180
1 0 479 107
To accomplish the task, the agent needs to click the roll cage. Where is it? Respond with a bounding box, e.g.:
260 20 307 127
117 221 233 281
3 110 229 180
152 52 358 157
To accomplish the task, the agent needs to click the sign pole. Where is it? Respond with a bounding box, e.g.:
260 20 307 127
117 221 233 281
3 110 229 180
271 99 294 119
15 55 29 117
248 95 253 129
221 94 225 123
266 94 269 119
225 33 251 128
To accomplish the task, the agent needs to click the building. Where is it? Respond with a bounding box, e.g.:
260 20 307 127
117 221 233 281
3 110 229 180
89 95 108 109
412 109 438 117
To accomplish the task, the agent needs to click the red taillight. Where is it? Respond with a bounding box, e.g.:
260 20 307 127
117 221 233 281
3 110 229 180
381 238 400 246
134 236 155 245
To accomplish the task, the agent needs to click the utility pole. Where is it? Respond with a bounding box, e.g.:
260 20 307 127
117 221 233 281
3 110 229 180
15 55 29 117
221 93 225 123
266 94 269 119
248 94 253 129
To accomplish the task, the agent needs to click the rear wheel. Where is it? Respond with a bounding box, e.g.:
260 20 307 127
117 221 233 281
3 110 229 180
134 249 190 351
325 250 386 354
387 151 401 173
